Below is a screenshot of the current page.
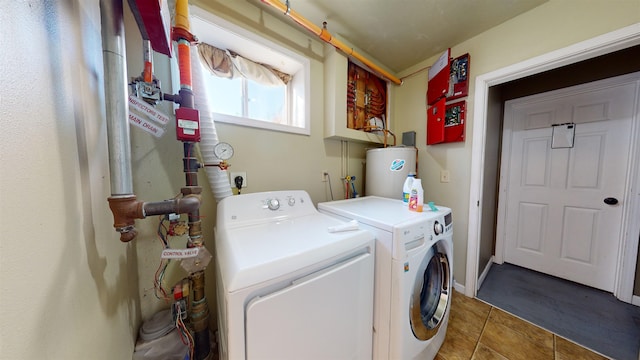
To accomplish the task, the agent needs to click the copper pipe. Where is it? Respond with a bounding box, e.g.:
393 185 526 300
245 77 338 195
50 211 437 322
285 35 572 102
383 129 397 148
260 0 402 85
108 195 143 242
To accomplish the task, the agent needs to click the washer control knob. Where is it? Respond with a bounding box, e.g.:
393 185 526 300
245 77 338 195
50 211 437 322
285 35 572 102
288 197 295 206
267 198 280 211
434 221 444 235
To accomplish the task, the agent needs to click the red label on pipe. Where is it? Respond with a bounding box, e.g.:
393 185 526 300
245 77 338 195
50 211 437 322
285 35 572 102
178 42 192 89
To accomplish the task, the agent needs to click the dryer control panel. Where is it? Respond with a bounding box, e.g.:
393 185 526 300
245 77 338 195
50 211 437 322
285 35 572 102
217 190 317 229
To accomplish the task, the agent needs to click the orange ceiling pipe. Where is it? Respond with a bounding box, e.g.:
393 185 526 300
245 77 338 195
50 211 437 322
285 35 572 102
260 0 402 85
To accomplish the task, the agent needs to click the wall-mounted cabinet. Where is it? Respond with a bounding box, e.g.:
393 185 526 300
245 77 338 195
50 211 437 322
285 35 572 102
324 46 390 144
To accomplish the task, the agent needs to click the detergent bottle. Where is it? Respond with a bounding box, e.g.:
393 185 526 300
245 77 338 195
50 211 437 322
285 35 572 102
408 178 424 212
402 172 416 203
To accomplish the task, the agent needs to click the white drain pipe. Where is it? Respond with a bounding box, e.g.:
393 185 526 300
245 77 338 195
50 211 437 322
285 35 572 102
190 45 233 201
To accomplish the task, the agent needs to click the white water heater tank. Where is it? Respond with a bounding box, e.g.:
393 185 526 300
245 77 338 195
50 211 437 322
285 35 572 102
365 147 417 199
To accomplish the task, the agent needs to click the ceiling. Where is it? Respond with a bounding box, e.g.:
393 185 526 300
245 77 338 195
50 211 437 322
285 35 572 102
248 0 548 73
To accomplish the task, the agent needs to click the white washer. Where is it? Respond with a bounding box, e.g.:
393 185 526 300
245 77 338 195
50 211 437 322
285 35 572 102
318 196 453 360
215 190 375 360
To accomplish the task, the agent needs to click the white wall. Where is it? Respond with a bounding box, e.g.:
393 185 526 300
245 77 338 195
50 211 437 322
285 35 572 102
393 0 640 285
0 2 138 359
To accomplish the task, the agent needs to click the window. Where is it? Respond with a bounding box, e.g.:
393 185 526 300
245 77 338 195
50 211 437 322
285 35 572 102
203 74 287 125
191 7 310 135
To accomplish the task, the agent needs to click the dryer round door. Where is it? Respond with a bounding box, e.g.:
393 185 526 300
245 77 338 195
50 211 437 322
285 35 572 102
409 240 451 340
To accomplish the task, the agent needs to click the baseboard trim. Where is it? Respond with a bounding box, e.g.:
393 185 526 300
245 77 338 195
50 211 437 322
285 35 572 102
632 295 640 307
477 256 495 291
453 279 465 295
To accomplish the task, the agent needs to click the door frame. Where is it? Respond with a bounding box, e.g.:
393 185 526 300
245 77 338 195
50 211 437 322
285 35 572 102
495 74 639 291
466 23 640 303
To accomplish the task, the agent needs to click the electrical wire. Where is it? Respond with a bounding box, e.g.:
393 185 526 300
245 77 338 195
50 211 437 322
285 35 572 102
326 173 334 200
400 64 432 81
154 215 171 301
153 259 170 301
157 215 169 248
175 302 194 359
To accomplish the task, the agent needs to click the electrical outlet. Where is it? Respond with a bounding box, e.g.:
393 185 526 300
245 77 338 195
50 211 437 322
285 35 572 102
230 171 247 188
321 170 329 182
440 170 450 183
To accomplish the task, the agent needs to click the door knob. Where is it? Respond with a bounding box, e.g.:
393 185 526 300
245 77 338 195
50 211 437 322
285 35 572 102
604 197 619 205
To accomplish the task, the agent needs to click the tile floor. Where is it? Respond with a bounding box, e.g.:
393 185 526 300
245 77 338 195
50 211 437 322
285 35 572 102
436 290 608 360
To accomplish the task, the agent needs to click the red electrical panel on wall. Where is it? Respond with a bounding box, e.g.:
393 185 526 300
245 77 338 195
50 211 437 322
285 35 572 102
443 101 466 143
427 98 446 145
426 49 451 106
448 53 470 100
426 51 470 145
427 100 466 145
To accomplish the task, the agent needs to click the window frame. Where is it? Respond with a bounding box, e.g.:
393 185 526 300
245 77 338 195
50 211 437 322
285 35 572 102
190 6 311 136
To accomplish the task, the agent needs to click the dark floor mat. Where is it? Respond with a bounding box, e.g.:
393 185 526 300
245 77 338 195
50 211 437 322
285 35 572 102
477 263 640 360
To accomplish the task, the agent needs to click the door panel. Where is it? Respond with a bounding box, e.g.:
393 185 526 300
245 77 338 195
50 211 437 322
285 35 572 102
570 133 604 189
502 81 635 292
515 202 547 253
561 206 597 263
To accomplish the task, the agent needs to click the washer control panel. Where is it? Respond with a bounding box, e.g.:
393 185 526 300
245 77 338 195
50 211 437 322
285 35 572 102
433 221 444 235
434 211 453 237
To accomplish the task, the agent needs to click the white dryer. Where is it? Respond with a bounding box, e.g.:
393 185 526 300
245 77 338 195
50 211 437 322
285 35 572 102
318 196 453 360
215 190 375 360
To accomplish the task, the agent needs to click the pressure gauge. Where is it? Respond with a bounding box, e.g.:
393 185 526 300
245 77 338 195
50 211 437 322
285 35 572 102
213 142 234 160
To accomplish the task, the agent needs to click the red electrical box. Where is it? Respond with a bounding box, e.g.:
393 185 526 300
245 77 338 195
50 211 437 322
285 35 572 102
426 49 450 106
175 108 200 142
427 98 446 145
427 100 466 145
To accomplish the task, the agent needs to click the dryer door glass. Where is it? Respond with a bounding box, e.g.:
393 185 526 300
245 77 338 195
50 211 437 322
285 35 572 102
409 241 451 340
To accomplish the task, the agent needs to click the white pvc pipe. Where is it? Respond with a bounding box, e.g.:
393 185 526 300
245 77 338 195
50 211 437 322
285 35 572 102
190 45 233 201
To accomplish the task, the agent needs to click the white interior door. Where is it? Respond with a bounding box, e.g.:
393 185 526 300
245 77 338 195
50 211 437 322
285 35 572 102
499 79 637 292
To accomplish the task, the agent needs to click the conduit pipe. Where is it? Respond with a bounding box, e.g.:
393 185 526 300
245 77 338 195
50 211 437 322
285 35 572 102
101 0 140 241
260 0 402 85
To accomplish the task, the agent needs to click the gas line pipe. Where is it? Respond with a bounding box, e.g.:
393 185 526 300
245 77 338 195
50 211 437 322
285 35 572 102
259 0 402 85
